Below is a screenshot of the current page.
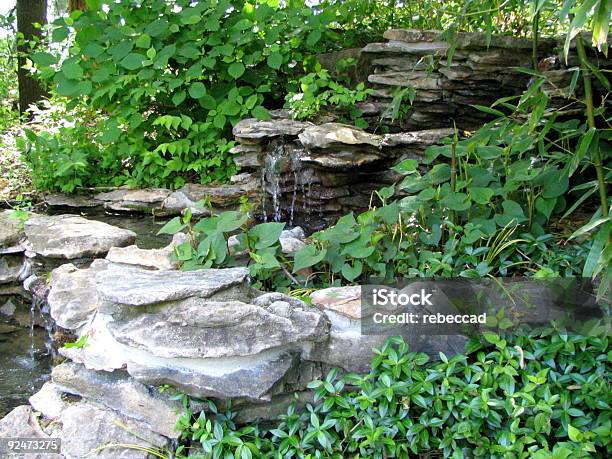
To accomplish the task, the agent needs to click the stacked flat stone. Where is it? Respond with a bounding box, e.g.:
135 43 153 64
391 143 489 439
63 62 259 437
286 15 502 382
232 111 452 231
360 29 558 130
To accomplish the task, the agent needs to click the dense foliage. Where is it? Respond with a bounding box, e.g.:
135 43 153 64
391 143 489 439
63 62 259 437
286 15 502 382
14 0 611 191
159 79 609 290
23 0 345 190
172 330 611 458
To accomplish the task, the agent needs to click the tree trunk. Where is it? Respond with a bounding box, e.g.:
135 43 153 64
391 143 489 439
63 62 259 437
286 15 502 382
16 0 48 114
69 0 86 12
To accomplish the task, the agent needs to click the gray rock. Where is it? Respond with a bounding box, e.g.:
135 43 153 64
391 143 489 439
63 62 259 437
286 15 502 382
298 123 381 150
127 350 296 401
105 245 177 271
45 193 100 208
0 406 50 452
95 265 251 307
60 401 168 459
52 362 181 438
94 188 171 213
179 175 260 208
235 391 314 424
299 150 383 169
311 286 363 321
0 255 31 284
29 382 70 420
24 215 136 259
158 190 210 217
233 118 314 139
47 259 110 330
106 298 329 359
382 128 454 147
310 332 388 373
253 292 307 309
0 210 24 248
60 313 304 401
382 28 550 50
279 227 306 254
362 40 449 55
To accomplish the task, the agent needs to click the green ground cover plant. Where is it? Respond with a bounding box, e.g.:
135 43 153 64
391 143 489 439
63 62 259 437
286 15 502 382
171 330 611 458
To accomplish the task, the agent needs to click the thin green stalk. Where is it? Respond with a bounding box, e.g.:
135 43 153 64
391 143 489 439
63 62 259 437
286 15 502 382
532 9 539 70
575 32 609 217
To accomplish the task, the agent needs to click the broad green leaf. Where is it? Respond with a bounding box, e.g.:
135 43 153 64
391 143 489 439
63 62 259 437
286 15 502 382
440 192 471 211
267 52 283 69
250 222 285 249
157 217 186 235
188 82 207 99
228 62 246 79
470 187 494 205
251 105 271 120
62 62 83 80
341 261 363 281
293 245 326 273
120 53 145 70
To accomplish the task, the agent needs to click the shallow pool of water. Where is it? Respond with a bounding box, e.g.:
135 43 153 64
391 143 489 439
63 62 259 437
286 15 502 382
0 306 52 417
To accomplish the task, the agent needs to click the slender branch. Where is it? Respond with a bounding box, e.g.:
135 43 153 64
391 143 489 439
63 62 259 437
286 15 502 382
575 32 608 217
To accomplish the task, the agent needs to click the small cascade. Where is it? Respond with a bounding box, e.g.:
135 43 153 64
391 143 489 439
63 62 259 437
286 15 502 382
288 145 303 227
261 141 284 222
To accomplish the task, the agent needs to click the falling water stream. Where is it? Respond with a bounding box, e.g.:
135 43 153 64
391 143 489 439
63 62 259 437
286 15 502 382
260 140 313 226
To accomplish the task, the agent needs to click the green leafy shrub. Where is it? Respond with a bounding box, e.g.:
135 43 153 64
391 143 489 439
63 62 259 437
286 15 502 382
29 0 341 189
284 65 373 128
174 330 611 458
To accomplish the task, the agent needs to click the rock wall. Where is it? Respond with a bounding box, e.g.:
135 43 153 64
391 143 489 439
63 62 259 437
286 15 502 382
230 30 611 231
232 113 452 231
360 29 611 130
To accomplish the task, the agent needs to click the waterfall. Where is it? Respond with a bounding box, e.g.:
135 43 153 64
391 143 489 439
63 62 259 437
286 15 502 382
261 141 283 222
259 140 313 227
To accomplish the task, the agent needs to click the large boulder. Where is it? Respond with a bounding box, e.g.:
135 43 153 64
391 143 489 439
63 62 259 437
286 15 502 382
24 214 136 259
56 263 329 401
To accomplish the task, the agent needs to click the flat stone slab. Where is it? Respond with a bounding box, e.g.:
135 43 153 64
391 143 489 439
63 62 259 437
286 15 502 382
127 350 296 401
52 361 181 438
107 298 329 359
233 118 314 139
105 244 178 270
0 405 49 442
29 382 69 420
382 128 454 147
298 123 382 150
24 214 136 259
94 188 171 212
45 193 100 208
95 264 251 306
382 28 552 50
